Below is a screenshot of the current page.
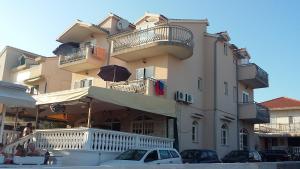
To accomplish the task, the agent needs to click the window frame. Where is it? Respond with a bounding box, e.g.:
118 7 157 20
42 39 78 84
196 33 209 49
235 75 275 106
221 124 229 146
197 77 203 91
144 150 159 162
242 91 249 103
192 121 199 142
224 82 229 96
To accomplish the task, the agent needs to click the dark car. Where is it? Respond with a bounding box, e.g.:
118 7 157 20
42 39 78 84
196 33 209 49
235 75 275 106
180 149 221 163
261 150 291 162
222 150 262 163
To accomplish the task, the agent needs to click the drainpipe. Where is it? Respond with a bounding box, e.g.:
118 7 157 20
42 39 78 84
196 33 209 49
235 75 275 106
213 38 219 151
235 57 240 150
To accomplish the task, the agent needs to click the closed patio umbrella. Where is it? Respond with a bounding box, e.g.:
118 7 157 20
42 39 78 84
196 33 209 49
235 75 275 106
98 65 131 82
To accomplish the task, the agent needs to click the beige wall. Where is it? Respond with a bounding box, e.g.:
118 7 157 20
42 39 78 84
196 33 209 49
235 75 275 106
28 13 265 157
41 57 72 93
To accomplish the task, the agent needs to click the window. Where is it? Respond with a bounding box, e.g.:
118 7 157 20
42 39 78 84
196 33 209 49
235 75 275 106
224 43 228 56
159 150 172 159
221 124 228 146
233 86 237 102
224 82 228 96
169 150 180 158
103 118 121 131
136 66 155 79
289 116 294 124
239 58 249 65
192 121 199 142
116 149 147 161
200 151 208 160
242 91 249 103
239 128 249 150
74 79 93 89
144 150 158 162
197 77 203 91
29 85 39 95
132 115 154 135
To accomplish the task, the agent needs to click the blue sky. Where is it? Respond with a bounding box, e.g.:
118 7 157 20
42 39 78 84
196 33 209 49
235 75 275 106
0 0 299 102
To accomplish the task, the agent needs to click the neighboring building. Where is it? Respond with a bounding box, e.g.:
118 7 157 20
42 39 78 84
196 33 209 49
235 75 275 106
47 12 270 157
256 97 300 154
0 46 72 94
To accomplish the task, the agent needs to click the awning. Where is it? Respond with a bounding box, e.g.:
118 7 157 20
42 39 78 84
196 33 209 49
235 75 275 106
0 81 36 108
34 86 176 117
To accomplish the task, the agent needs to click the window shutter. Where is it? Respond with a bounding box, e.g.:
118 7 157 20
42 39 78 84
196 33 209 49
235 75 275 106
88 79 93 87
145 66 154 79
136 68 145 79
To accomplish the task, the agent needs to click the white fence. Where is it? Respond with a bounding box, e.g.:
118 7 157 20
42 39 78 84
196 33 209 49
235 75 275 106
5 127 173 154
2 130 20 145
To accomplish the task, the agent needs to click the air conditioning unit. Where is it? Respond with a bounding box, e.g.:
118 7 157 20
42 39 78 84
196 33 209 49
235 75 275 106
175 91 186 102
186 93 194 104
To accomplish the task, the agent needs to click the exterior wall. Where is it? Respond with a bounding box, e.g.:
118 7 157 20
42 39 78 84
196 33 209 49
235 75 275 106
39 13 267 158
41 57 72 93
0 47 72 94
0 47 25 81
269 109 300 124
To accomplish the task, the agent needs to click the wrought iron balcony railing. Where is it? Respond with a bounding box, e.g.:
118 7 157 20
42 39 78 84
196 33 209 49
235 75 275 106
110 25 193 53
255 64 269 84
59 47 92 65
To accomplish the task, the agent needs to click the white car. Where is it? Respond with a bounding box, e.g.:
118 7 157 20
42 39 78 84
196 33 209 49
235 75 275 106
102 148 182 165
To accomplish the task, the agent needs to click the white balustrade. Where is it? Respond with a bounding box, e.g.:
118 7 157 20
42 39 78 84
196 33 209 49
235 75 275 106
4 133 35 154
2 130 20 145
4 128 174 154
88 128 173 152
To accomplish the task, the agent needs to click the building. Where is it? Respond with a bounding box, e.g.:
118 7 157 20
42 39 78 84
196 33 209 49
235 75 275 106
0 46 72 130
1 12 270 164
0 46 72 94
256 97 300 154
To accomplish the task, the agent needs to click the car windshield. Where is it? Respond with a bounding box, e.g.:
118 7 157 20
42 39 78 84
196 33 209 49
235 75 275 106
226 151 248 158
116 149 148 161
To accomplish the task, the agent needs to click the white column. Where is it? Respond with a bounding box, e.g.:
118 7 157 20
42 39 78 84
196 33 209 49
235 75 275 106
87 101 92 128
0 104 7 143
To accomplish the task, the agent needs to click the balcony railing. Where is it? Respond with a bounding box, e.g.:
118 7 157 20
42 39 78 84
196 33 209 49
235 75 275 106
59 47 92 65
256 103 270 120
238 63 269 88
239 102 270 123
110 78 167 96
110 25 193 53
110 79 147 94
255 122 300 134
5 128 173 154
255 64 269 84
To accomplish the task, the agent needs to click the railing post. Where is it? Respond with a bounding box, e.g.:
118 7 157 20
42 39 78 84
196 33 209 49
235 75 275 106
135 135 140 148
84 128 93 151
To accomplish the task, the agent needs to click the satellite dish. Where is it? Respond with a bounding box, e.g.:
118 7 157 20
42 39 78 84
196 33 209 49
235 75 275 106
117 19 130 30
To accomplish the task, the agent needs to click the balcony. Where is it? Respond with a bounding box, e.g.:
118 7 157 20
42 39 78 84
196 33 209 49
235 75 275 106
255 123 300 136
12 64 44 84
110 25 194 62
239 102 270 123
110 78 166 97
58 46 105 72
238 63 269 88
